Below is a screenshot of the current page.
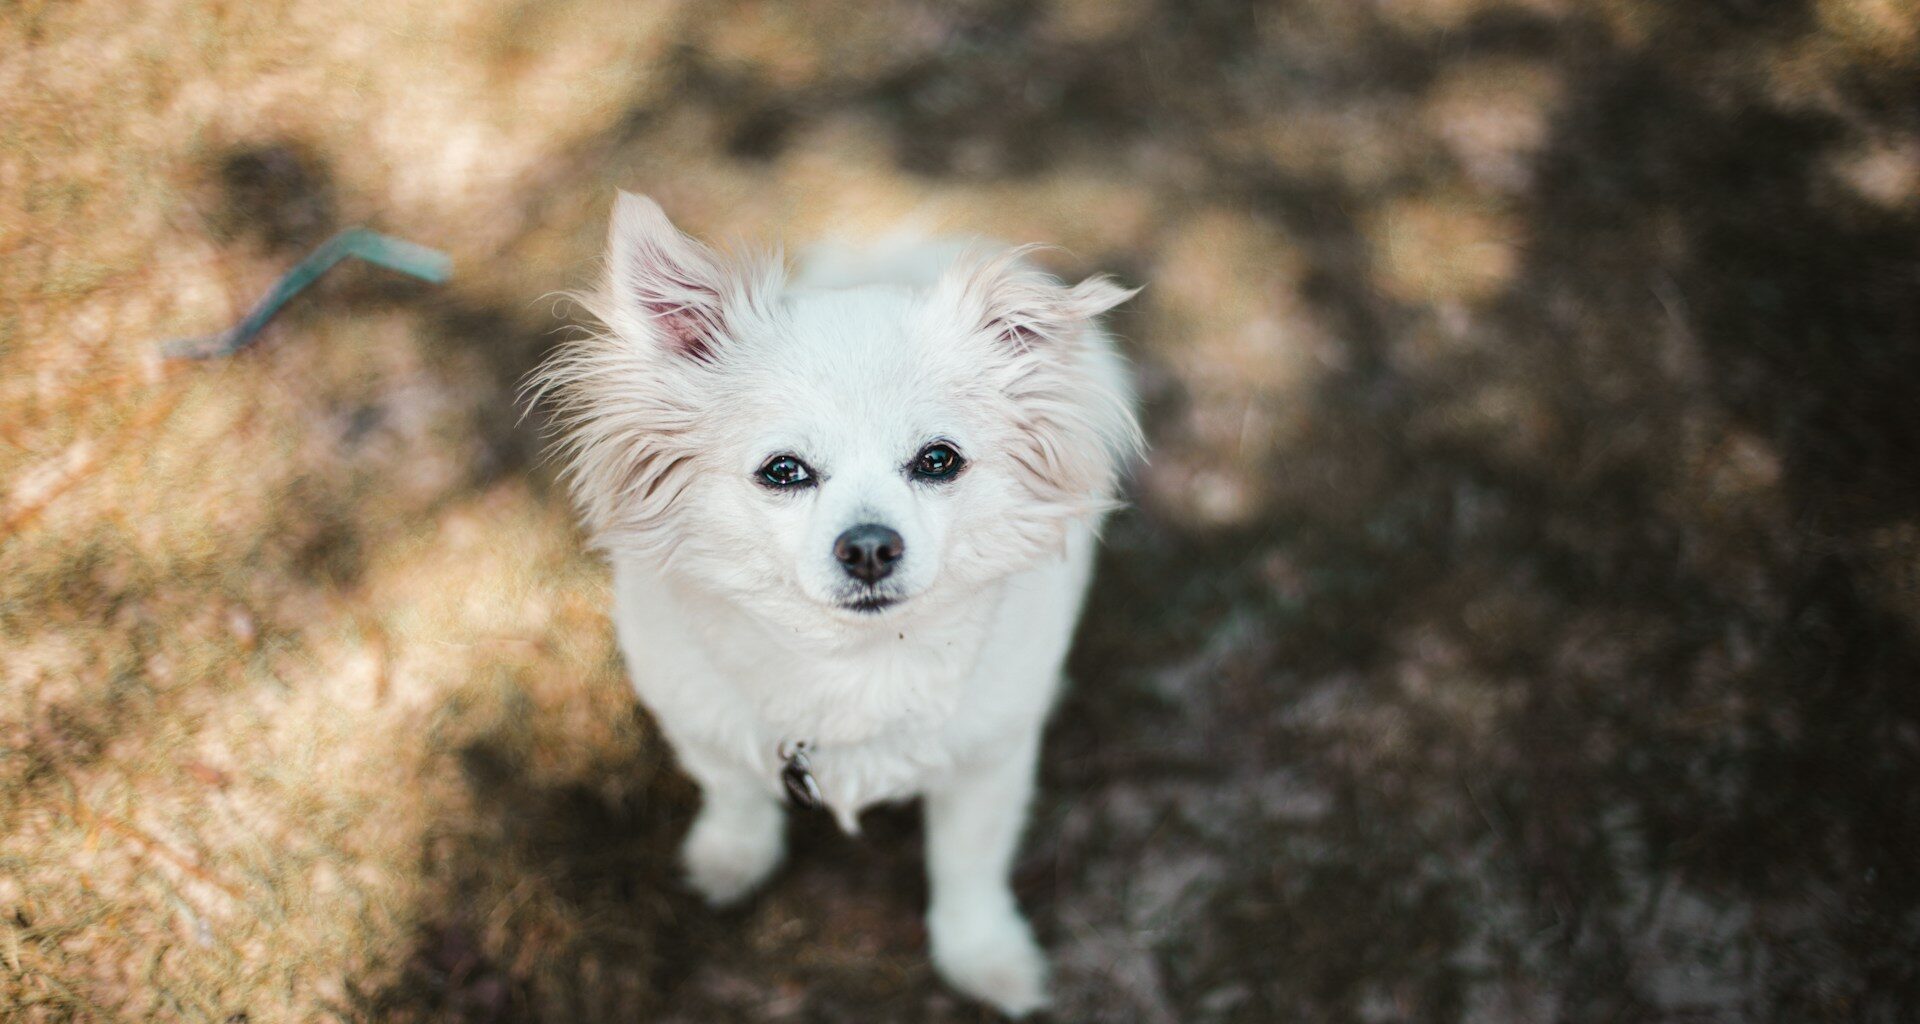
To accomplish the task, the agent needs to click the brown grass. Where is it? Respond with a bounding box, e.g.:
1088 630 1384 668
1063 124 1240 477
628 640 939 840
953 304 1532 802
0 1 675 1018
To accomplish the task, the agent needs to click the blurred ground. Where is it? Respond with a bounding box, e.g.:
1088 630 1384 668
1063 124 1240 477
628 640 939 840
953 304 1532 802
4 0 1919 1021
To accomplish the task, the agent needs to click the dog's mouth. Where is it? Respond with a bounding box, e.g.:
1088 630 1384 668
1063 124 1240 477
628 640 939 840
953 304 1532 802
839 592 901 615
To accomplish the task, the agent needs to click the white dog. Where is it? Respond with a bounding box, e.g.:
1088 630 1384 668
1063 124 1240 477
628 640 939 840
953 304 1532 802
530 193 1142 1017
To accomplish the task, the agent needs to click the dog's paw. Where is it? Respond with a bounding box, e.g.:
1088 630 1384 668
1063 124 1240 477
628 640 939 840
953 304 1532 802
681 803 784 907
929 904 1050 1019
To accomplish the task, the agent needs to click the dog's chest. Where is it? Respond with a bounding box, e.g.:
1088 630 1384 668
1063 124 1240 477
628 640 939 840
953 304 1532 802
696 615 993 821
794 725 960 829
744 636 975 744
695 606 991 747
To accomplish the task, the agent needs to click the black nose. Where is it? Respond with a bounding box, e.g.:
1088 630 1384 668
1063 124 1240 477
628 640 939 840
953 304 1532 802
833 523 903 583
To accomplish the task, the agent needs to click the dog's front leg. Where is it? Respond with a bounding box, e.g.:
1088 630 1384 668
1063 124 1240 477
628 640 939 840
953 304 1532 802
924 730 1048 1017
677 751 787 907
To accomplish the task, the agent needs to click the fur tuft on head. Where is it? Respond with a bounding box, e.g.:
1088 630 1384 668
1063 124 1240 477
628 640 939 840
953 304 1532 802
946 244 1140 351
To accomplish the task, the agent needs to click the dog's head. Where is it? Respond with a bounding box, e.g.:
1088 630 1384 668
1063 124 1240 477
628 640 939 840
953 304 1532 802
532 193 1141 626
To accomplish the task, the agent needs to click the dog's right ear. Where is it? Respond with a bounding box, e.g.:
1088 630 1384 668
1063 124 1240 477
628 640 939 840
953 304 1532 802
605 191 733 360
938 246 1139 353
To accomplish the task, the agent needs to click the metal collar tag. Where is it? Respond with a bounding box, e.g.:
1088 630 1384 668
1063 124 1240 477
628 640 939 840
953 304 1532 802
779 741 822 810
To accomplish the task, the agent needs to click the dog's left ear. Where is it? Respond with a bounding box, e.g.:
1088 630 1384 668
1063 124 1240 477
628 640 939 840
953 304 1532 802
947 248 1139 351
605 191 739 360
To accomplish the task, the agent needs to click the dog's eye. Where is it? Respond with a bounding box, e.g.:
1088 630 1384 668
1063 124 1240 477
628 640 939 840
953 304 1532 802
913 443 964 481
758 455 814 488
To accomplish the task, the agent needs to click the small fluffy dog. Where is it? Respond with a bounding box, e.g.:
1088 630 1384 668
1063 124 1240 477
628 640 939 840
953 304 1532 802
531 193 1141 1016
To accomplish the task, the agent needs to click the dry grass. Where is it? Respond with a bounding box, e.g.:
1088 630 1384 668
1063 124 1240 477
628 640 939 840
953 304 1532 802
1 2 677 1018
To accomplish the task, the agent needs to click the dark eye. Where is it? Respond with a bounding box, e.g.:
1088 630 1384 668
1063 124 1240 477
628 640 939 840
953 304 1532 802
758 454 814 488
913 443 964 481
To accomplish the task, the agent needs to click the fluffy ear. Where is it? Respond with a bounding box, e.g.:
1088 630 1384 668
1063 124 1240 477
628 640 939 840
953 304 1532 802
523 192 773 553
948 246 1140 350
1059 275 1140 323
605 191 733 359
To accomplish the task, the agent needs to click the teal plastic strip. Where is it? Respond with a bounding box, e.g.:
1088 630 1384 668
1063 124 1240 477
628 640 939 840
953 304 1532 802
164 228 451 359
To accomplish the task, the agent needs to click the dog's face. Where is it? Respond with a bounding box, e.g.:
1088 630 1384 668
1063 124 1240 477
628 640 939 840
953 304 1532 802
706 296 993 616
534 193 1140 627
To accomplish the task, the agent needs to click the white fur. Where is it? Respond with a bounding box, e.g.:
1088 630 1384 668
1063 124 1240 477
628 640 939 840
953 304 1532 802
529 193 1142 1018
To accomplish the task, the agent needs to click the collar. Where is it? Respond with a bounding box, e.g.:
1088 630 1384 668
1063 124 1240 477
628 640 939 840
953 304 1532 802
779 739 822 809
